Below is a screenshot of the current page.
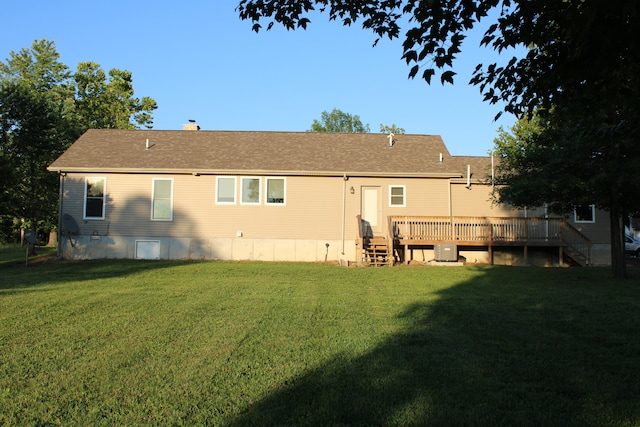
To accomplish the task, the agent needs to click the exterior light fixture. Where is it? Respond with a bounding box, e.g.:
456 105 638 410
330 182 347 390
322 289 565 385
350 186 355 194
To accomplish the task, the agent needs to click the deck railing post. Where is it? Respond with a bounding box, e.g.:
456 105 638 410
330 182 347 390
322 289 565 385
451 216 455 241
380 215 590 266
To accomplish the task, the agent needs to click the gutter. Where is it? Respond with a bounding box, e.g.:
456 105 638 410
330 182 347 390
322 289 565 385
47 167 463 179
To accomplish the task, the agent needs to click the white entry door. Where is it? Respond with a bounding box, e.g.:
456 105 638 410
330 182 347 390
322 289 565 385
361 186 382 235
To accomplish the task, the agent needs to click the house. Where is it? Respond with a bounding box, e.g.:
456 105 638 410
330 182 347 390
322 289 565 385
47 126 611 266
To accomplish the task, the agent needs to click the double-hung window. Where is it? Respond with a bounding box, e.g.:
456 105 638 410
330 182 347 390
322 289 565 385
84 177 106 219
216 176 236 204
241 177 261 205
389 185 406 207
152 178 173 220
266 177 286 205
574 204 595 223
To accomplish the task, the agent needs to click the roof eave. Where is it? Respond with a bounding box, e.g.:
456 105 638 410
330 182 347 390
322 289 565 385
48 167 463 179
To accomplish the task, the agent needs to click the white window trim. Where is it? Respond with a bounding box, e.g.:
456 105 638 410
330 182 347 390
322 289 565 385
151 178 174 221
216 176 237 205
574 204 595 223
240 176 261 205
83 177 106 220
389 185 406 207
265 177 286 206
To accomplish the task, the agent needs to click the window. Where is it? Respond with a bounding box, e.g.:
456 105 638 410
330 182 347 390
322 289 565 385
216 176 236 204
84 177 106 219
266 177 286 205
241 177 261 205
152 178 173 220
574 204 595 223
389 185 406 207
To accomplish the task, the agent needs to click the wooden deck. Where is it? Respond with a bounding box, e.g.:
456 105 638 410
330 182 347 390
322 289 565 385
386 216 592 266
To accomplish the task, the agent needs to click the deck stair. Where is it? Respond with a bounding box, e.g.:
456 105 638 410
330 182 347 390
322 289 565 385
363 235 392 266
563 247 590 267
388 215 592 266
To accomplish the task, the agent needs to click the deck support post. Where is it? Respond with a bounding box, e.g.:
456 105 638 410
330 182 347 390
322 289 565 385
388 215 590 267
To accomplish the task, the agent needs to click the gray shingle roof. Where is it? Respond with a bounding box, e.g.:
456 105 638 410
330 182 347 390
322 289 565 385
48 129 492 178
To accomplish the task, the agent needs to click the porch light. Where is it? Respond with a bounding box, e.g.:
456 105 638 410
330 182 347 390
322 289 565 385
350 186 355 194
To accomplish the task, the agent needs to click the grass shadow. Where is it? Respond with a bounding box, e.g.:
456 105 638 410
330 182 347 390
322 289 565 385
0 258 206 293
226 267 640 426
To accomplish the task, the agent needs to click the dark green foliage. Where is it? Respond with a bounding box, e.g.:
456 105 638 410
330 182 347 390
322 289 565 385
0 39 157 243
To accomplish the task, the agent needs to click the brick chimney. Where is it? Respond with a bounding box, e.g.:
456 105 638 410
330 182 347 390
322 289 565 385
183 119 200 131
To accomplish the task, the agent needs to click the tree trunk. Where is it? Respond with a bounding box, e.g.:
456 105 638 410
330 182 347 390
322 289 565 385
609 200 626 279
47 230 58 247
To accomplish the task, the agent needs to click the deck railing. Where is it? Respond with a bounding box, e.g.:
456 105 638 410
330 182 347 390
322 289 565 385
389 215 591 264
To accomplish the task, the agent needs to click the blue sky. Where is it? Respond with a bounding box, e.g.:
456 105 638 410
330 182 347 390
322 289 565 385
1 1 523 156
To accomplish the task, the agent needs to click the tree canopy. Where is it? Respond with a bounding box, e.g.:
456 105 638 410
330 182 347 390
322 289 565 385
309 108 370 133
238 0 640 277
0 39 157 243
379 124 405 135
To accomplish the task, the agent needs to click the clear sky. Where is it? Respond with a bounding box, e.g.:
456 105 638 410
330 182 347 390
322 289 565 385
1 1 523 156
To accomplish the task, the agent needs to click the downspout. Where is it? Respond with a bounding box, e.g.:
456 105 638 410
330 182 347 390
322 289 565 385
57 172 65 258
491 154 495 192
448 179 452 217
342 173 347 255
448 177 453 241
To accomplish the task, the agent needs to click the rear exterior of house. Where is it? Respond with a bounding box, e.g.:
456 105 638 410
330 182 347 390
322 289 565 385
48 128 611 266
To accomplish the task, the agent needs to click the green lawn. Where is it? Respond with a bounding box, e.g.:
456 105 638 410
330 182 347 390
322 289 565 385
0 244 57 268
1 259 639 426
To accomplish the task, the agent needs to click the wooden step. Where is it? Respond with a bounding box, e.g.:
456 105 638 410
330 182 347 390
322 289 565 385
363 235 392 266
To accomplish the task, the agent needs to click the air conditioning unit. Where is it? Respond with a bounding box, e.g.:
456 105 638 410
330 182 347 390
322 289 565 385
434 244 457 262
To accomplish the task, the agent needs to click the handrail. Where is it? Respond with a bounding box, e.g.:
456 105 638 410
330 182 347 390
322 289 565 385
389 216 591 264
391 216 562 242
355 215 365 266
559 220 592 265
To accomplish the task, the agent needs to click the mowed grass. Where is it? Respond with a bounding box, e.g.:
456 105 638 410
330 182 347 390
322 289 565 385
0 244 57 268
1 260 640 426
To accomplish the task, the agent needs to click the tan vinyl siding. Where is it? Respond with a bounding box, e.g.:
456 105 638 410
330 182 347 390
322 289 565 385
210 176 346 240
450 182 522 217
568 208 610 244
63 173 349 240
63 174 468 241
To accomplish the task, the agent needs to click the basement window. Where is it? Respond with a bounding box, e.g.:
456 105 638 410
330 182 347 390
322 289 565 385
84 177 106 219
574 204 595 223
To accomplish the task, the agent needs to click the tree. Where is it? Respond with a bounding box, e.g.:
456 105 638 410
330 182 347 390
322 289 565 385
238 0 640 277
379 124 405 134
74 62 157 130
493 101 640 277
0 81 67 251
482 0 640 277
0 40 73 246
0 39 157 245
309 108 370 133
